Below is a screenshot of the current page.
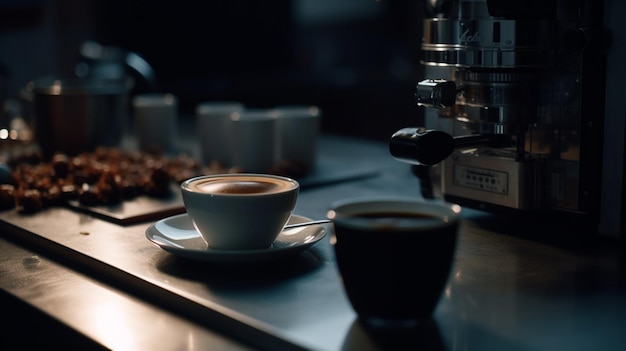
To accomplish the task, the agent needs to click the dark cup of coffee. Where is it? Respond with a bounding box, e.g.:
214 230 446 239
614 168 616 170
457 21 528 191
326 197 461 328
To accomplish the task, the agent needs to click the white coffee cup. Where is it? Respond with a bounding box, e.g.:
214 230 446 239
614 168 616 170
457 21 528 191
180 173 299 250
229 109 279 173
133 93 178 153
195 101 245 166
273 105 321 174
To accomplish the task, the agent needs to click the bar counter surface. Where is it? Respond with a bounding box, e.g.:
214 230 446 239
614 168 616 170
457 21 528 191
0 129 625 351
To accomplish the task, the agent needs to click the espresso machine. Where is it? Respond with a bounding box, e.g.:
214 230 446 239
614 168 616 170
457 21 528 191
390 0 626 238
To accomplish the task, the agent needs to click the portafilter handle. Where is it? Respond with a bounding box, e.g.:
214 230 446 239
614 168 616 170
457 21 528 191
389 127 491 166
389 128 454 166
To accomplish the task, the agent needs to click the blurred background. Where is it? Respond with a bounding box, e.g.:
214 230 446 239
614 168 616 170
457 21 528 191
0 0 426 141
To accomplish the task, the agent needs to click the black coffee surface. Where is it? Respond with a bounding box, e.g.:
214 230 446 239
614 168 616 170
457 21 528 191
344 211 446 229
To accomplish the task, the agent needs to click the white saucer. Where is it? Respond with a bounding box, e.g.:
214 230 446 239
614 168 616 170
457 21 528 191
146 213 327 263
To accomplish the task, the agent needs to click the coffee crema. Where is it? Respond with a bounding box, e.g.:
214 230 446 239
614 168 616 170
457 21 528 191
186 176 296 195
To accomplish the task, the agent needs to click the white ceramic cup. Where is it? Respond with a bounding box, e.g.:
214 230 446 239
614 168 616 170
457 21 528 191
195 101 245 166
229 109 279 173
273 105 321 174
180 173 300 250
133 93 178 153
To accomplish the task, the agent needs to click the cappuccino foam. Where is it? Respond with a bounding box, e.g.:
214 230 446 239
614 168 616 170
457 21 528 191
187 176 295 195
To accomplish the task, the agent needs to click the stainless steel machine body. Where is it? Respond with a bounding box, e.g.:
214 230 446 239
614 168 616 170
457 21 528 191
392 0 626 237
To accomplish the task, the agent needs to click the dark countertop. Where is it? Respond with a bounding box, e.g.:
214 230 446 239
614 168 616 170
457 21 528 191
1 133 625 351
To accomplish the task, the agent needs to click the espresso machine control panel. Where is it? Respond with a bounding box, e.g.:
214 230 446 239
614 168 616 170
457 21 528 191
443 149 532 210
389 0 623 236
452 164 508 195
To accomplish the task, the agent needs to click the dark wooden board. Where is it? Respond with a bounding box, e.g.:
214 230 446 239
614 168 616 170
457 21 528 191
66 183 185 225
